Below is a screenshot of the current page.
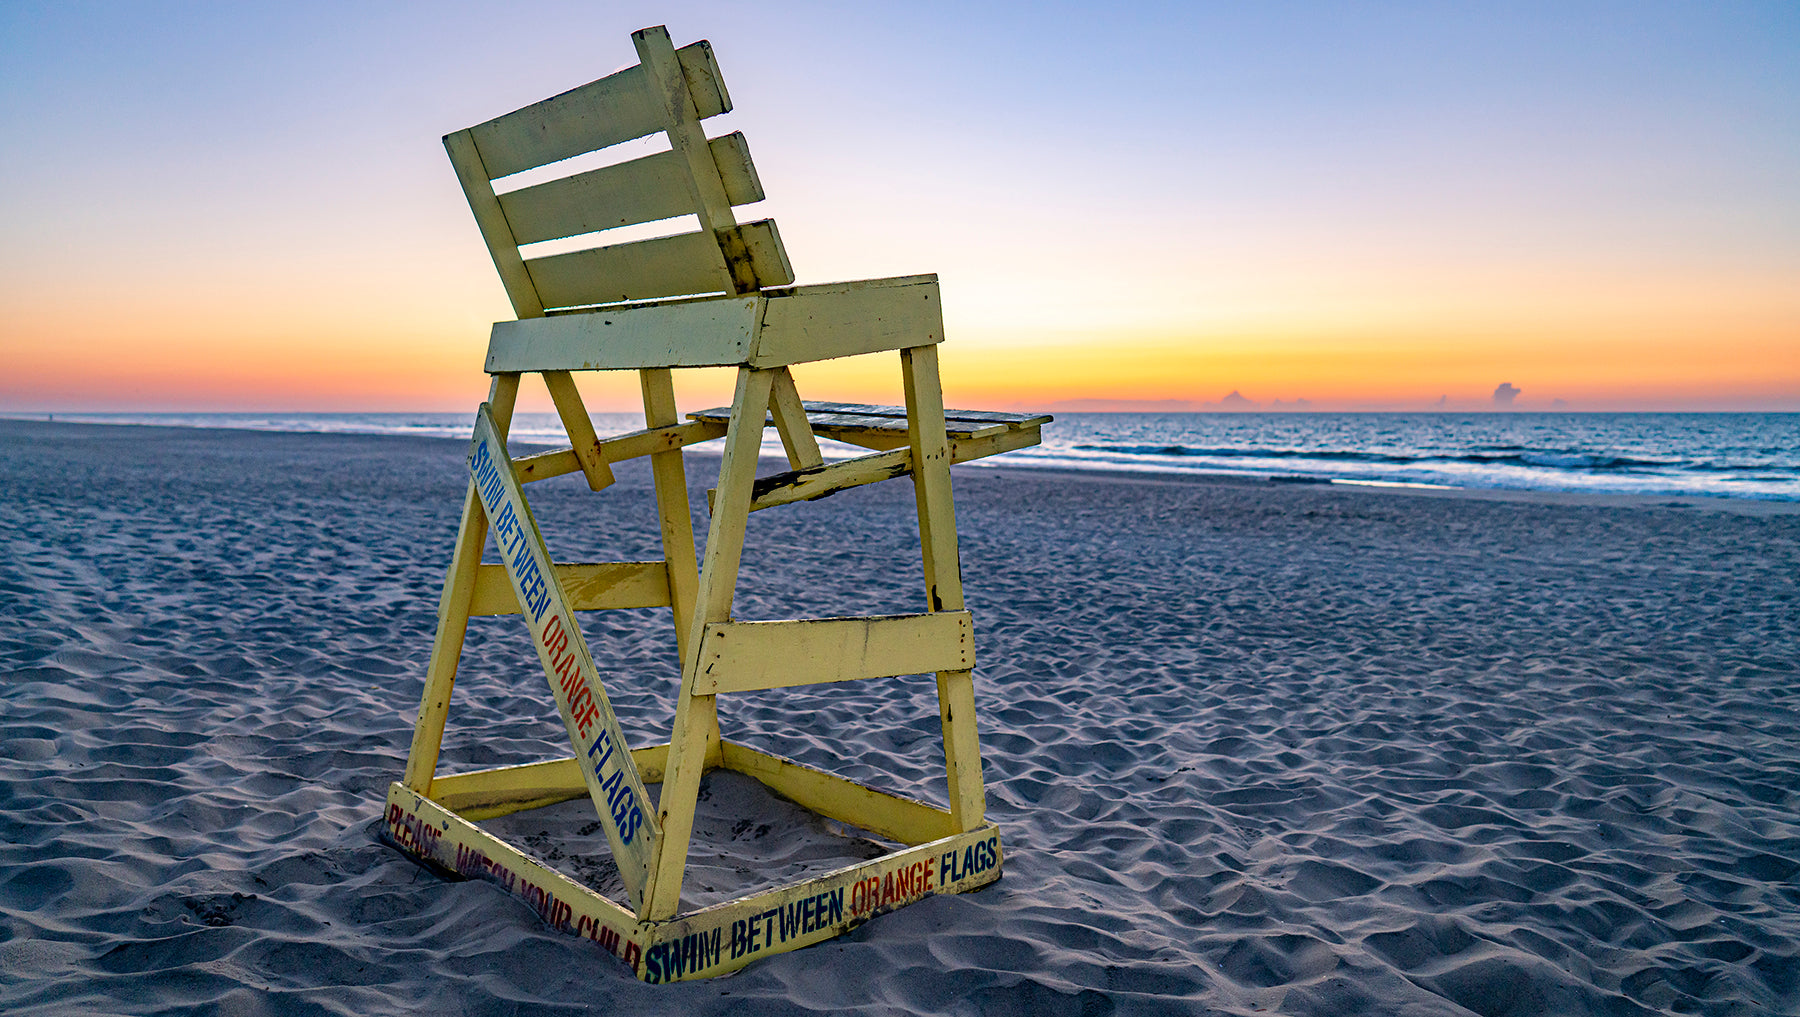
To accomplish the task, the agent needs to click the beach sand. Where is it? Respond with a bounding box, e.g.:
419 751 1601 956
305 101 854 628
2 418 1796 1016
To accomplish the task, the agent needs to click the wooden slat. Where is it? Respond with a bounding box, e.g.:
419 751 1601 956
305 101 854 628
467 40 730 180
469 407 660 907
469 562 672 616
719 742 955 846
524 220 791 309
499 134 765 245
445 131 544 319
488 294 760 373
691 612 974 695
749 274 942 367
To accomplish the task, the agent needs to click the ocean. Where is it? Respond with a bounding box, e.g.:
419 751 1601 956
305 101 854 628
9 410 1798 502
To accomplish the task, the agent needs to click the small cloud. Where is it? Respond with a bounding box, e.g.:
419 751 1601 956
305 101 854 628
1493 382 1521 407
1550 398 1569 409
1268 397 1313 411
1205 390 1260 411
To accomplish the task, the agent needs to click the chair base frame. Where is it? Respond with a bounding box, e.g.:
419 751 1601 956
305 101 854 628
384 743 1001 983
387 346 1042 982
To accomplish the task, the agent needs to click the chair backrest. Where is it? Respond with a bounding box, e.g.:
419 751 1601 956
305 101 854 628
445 26 794 319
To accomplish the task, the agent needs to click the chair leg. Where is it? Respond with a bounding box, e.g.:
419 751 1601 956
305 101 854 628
638 368 715 765
901 346 986 831
641 366 774 920
403 372 521 793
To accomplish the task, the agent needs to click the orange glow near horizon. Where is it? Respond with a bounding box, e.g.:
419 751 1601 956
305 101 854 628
3 6 1796 416
9 322 1792 415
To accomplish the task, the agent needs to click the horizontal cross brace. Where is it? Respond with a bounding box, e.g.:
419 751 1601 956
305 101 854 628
514 419 728 484
469 561 672 616
704 426 1043 514
692 611 974 694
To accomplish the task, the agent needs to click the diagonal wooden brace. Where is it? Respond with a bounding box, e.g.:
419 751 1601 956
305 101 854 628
469 405 659 908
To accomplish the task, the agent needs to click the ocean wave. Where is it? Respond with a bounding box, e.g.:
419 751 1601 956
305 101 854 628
1073 443 1685 472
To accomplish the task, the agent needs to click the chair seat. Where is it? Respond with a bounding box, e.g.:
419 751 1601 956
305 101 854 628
688 401 1051 445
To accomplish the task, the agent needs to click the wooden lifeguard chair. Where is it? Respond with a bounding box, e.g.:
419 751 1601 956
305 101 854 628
384 26 1048 982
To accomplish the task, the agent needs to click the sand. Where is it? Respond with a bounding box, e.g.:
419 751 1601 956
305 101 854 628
2 418 1797 1016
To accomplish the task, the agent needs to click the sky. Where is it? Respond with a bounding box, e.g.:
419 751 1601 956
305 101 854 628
2 1 1796 414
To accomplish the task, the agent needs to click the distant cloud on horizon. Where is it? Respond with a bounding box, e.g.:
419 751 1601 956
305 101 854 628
1494 382 1522 407
1207 390 1259 412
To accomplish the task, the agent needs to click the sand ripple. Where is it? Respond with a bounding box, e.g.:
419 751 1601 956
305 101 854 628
3 421 1798 1015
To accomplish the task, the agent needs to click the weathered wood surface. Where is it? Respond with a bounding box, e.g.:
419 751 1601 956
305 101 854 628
639 820 1000 983
800 401 1053 427
465 39 729 181
542 370 616 491
743 446 914 511
469 407 660 907
525 219 789 309
766 368 824 470
488 295 759 372
693 611 974 694
513 419 728 484
498 133 764 245
687 397 1050 445
749 275 941 367
633 25 752 295
705 426 1043 514
638 367 711 764
483 272 942 371
385 781 1000 983
468 561 671 616
903 345 987 831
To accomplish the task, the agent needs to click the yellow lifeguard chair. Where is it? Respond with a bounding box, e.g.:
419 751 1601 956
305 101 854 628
384 26 1047 982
